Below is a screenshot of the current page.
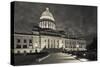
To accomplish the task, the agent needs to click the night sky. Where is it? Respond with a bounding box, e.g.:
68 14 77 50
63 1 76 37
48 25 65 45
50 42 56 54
14 1 97 41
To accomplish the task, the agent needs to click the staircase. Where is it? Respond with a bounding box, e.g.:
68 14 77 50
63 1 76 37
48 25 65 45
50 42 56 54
39 43 63 53
41 48 63 53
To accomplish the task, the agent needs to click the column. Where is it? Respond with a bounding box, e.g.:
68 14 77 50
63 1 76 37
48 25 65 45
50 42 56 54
49 22 51 29
57 40 59 48
48 22 49 28
41 22 42 28
51 23 53 29
52 23 53 29
47 21 48 28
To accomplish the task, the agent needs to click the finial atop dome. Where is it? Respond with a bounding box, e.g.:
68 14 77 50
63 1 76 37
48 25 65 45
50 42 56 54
46 7 49 11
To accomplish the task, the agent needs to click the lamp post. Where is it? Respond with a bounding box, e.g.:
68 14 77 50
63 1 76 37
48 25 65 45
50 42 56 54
62 45 65 52
35 43 38 53
76 45 79 51
75 45 79 56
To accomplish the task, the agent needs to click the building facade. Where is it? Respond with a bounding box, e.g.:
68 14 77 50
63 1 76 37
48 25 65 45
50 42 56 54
14 8 86 54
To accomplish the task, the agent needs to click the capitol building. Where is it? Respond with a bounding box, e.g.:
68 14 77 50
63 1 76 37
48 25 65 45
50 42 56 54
14 8 86 54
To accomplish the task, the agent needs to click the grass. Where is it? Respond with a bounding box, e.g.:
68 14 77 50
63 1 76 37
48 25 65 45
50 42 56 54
14 52 49 65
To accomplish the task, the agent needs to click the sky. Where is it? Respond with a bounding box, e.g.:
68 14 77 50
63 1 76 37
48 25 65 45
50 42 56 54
14 1 97 39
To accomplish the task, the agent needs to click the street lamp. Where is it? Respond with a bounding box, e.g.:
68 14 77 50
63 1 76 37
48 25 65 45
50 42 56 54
35 43 38 53
76 45 79 56
76 45 79 51
62 45 65 52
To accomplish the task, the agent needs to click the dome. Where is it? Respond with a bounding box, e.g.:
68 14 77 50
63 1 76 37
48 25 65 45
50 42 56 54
40 8 55 21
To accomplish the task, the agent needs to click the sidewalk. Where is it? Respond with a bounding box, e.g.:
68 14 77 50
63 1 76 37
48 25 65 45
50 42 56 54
37 52 81 64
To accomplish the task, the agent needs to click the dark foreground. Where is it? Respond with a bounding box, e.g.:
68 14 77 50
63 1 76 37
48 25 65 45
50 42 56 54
13 51 97 66
14 52 49 65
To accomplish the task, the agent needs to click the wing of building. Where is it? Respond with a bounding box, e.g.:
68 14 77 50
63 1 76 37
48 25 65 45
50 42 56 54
13 8 86 54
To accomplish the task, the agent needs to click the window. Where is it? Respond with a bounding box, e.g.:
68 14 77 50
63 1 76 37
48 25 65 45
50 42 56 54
17 51 20 54
24 39 27 43
29 40 32 43
24 51 27 53
23 45 27 48
30 50 32 53
16 45 21 48
29 44 32 46
17 39 20 43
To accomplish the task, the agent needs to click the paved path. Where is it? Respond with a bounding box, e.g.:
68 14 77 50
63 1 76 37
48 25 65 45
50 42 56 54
37 52 81 64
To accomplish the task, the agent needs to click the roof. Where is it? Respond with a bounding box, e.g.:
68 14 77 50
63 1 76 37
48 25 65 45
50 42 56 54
40 8 55 21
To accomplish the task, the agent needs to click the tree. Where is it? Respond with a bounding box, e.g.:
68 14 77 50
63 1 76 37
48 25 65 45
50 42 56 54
86 37 97 51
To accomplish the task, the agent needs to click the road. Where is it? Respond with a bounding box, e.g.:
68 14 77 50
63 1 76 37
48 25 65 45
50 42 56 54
37 52 81 64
